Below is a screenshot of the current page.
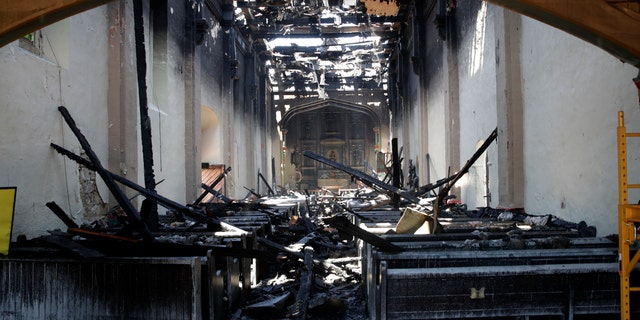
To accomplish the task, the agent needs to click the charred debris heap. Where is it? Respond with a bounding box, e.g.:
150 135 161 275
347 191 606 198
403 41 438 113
8 107 610 319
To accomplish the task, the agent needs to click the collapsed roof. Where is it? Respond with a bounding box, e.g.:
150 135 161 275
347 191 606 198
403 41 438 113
234 0 411 100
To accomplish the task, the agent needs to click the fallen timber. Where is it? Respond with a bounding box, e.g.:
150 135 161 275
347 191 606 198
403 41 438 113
408 128 498 201
258 170 276 196
201 183 233 204
303 150 420 204
287 247 314 319
432 128 498 232
326 215 402 252
6 184 638 319
49 142 247 235
194 166 231 205
56 106 154 241
10 113 637 318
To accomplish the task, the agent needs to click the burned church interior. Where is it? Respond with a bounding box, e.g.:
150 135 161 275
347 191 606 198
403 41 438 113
1 0 640 319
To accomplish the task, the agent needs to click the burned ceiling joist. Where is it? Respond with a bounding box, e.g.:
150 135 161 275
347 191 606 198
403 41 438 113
233 0 410 101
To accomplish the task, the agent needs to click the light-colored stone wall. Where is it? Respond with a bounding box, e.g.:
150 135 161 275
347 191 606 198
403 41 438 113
0 6 110 239
413 0 638 236
0 0 275 240
520 14 637 236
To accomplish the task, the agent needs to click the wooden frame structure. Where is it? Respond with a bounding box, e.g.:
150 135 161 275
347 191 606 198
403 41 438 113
485 0 640 67
0 0 114 48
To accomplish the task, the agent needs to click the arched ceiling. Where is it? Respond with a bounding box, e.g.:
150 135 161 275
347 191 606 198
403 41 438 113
279 97 381 128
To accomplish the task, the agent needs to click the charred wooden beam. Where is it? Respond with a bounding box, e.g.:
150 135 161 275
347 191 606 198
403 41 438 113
56 106 154 242
50 142 207 223
201 183 233 204
133 0 158 229
436 129 498 205
325 215 402 252
287 247 314 319
45 201 79 229
432 128 498 233
38 235 105 258
139 198 158 231
287 232 318 253
391 138 401 208
413 175 457 198
67 227 141 243
259 171 275 196
257 237 306 260
303 150 420 204
243 186 262 198
194 166 231 205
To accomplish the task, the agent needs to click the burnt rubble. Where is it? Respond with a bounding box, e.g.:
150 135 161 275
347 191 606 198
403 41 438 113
3 111 618 318
9 186 606 319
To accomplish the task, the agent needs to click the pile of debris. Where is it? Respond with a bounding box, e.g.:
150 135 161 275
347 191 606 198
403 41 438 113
4 111 613 318
13 186 604 319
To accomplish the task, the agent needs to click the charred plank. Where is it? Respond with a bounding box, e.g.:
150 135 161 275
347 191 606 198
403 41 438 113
259 170 275 196
287 247 314 319
50 142 207 223
303 151 420 204
432 128 498 233
56 106 154 242
325 215 402 252
201 183 233 204
194 166 231 205
45 201 79 229
38 235 104 258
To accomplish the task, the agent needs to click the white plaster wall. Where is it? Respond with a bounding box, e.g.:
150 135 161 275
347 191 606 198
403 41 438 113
405 59 422 184
426 79 448 182
424 29 449 185
232 112 246 197
199 17 226 167
456 2 499 209
0 7 110 239
154 40 187 206
520 17 638 236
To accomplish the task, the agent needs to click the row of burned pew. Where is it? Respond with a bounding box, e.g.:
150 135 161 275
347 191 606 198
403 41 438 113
40 105 361 318
8 194 367 320
350 208 631 319
5 201 300 319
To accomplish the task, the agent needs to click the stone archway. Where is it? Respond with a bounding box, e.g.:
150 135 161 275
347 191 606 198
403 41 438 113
280 99 384 191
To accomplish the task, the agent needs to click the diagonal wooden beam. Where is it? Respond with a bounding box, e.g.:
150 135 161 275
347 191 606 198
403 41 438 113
0 0 114 48
485 0 640 67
